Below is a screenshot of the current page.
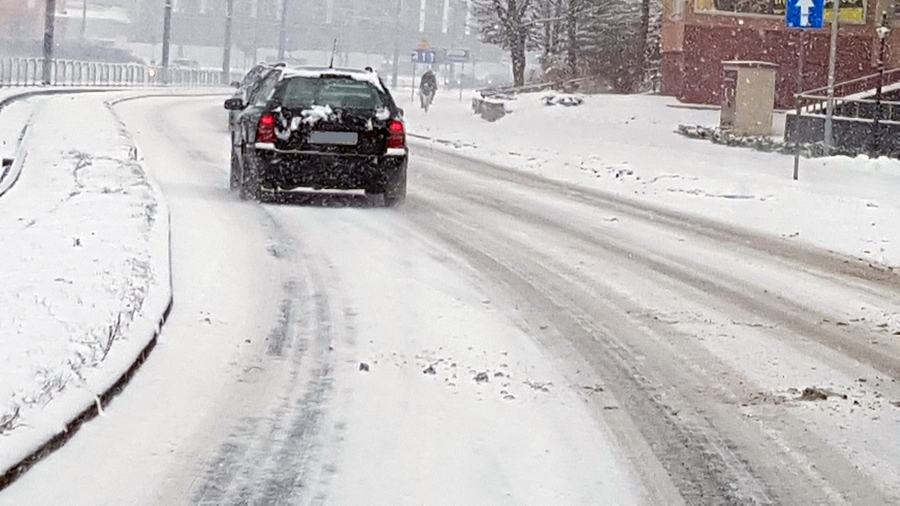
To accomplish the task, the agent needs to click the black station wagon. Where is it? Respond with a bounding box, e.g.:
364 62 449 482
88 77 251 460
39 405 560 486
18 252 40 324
224 66 408 206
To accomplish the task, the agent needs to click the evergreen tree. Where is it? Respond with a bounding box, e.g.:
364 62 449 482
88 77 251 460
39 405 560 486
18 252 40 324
579 0 644 92
476 0 659 93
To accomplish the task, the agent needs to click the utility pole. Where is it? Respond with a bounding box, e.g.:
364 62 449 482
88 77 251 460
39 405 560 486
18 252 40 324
42 0 57 85
278 0 289 60
162 0 173 84
251 1 260 64
392 0 402 88
222 0 234 85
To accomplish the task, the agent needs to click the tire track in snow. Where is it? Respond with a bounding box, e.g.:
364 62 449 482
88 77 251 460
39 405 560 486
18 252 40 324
190 241 345 505
400 150 900 504
413 148 900 379
403 195 780 505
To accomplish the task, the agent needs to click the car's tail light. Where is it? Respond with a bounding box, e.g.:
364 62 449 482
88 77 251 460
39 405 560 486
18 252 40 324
257 114 276 143
387 120 405 149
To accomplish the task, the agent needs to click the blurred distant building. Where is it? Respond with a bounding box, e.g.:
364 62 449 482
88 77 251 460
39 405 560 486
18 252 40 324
132 0 474 58
2 1 477 65
0 0 70 55
661 0 900 108
56 0 133 42
0 0 49 42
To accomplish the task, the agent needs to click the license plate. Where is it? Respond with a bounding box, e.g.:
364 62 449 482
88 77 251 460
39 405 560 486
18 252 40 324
310 131 358 145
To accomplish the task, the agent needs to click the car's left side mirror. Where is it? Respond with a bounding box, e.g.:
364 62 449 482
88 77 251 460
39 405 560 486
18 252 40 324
224 97 244 110
230 81 241 88
397 107 404 117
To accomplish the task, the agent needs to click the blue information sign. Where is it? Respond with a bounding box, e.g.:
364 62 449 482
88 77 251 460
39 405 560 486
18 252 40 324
786 0 825 28
411 49 436 64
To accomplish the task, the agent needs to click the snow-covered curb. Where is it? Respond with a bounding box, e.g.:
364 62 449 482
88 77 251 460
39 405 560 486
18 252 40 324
0 94 173 486
0 123 29 198
0 88 112 111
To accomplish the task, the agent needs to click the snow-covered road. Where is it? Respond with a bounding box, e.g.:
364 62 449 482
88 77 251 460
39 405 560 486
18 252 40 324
3 91 900 504
2 95 646 504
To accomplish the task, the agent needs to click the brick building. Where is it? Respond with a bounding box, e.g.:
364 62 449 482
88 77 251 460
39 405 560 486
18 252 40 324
661 0 900 108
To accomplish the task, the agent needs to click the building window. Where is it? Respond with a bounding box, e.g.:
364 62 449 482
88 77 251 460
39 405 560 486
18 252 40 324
694 0 785 15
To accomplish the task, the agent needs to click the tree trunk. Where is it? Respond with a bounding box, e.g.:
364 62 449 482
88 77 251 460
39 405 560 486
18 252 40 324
639 0 650 81
512 33 527 86
565 0 577 76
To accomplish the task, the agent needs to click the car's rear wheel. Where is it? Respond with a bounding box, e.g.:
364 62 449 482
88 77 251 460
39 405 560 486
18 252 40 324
239 150 262 201
381 165 407 207
229 149 240 191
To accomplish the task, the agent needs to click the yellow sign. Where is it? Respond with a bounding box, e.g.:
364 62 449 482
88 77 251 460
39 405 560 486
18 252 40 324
417 39 431 50
824 6 865 22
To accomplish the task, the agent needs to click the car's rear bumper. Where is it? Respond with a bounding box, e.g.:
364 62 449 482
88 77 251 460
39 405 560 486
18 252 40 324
249 144 407 192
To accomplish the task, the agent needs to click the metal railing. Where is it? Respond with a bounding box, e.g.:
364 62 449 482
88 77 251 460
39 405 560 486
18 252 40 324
477 76 599 98
787 67 900 159
796 67 900 117
0 57 243 88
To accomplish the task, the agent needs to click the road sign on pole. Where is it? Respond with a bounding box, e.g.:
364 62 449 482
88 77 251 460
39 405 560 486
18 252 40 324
786 0 824 28
411 49 436 64
446 49 470 63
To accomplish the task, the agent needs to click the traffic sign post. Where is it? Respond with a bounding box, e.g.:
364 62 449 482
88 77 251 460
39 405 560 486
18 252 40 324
445 49 471 102
459 61 464 102
824 0 841 153
786 0 826 179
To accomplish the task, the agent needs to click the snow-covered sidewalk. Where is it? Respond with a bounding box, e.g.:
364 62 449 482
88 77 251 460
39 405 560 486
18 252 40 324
0 92 171 480
403 90 900 269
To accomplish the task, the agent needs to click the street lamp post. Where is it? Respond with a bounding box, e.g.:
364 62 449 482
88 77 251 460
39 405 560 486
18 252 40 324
278 0 289 60
42 0 57 85
162 0 173 84
871 12 890 157
391 0 402 88
222 0 234 85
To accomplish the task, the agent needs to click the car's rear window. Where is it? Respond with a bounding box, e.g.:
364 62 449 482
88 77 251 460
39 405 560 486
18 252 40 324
276 77 387 110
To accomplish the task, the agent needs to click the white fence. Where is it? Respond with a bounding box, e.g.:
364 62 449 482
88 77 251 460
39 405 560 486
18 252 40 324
0 57 243 88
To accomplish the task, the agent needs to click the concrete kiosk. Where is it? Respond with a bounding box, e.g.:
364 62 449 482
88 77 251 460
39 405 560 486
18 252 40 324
720 61 779 136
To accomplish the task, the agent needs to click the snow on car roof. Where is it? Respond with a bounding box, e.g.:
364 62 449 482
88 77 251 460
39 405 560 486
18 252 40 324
280 66 384 91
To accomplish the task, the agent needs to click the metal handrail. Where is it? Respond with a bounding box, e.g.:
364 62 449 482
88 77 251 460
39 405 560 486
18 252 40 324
796 67 900 113
802 67 900 97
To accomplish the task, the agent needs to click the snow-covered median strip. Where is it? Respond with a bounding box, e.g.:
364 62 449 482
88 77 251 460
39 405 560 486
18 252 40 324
0 94 172 481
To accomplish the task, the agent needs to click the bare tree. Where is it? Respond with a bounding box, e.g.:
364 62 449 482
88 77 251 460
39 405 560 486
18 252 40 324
471 0 533 86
